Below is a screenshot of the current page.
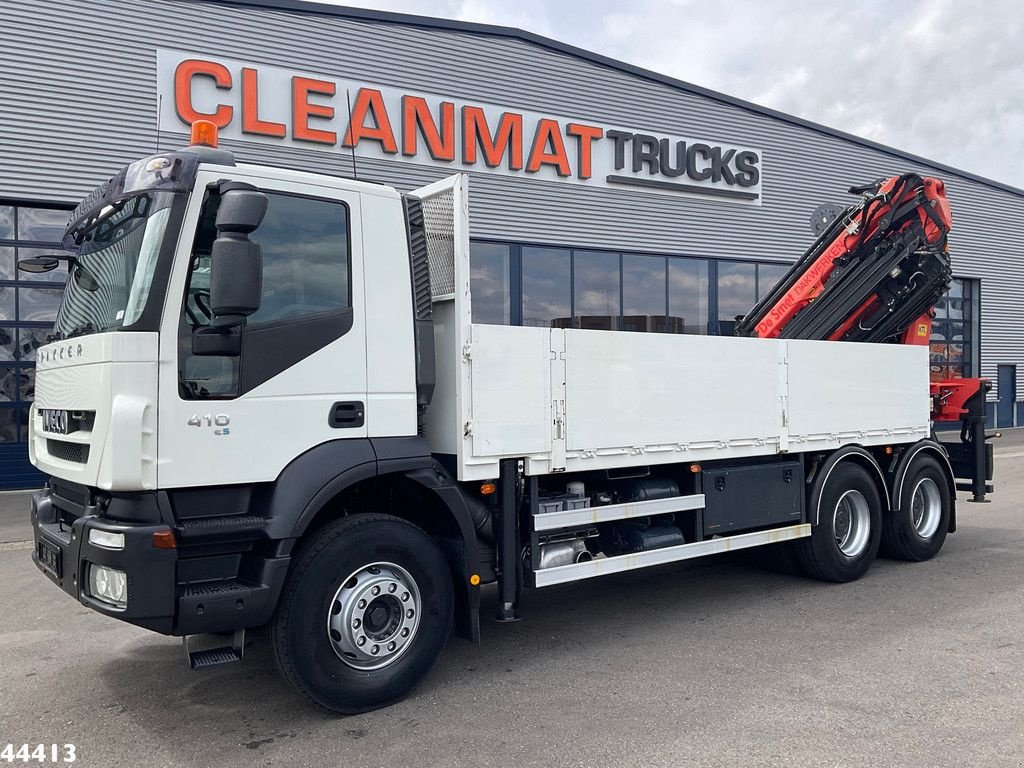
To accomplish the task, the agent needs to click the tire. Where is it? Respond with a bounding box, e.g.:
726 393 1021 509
269 513 453 714
881 455 950 561
796 462 882 583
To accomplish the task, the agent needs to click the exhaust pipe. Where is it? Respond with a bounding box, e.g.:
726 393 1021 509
537 539 593 569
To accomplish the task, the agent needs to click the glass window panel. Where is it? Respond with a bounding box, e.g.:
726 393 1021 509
248 194 350 325
470 242 510 325
17 207 68 243
573 250 620 330
947 343 966 377
17 328 49 362
622 254 667 333
18 286 63 322
522 247 570 328
947 278 964 299
0 407 17 442
0 366 15 402
17 367 34 401
668 258 709 334
0 286 13 322
945 297 966 321
0 206 14 240
0 246 13 281
717 261 756 335
947 321 966 344
15 246 70 283
756 264 789 301
0 326 14 362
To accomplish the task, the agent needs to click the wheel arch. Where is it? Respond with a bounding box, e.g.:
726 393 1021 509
808 445 889 526
889 439 957 532
265 438 482 642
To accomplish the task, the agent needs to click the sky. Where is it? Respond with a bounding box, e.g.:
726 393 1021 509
309 0 1024 188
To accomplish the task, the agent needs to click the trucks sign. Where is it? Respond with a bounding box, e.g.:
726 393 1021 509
157 49 762 204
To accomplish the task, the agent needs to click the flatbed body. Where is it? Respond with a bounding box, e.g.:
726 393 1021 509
419 176 931 481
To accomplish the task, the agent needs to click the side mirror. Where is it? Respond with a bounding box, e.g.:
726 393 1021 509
209 188 267 326
17 255 62 273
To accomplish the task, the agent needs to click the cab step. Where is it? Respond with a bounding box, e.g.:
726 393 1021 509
184 628 245 670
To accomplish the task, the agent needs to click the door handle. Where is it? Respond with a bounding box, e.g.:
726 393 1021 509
329 401 365 429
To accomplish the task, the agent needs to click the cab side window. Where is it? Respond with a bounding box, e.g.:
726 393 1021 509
248 193 350 324
180 191 351 399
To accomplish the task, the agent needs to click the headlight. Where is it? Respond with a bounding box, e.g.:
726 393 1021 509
89 564 127 609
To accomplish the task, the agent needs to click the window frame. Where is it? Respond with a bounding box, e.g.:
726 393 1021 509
177 187 355 400
0 200 73 448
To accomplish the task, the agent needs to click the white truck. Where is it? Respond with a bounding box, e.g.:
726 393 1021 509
27 123 994 712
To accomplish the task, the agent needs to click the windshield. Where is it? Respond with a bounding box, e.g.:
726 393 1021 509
53 191 177 339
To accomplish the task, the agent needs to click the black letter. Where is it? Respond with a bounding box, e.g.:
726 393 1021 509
686 143 712 181
660 138 686 177
735 150 760 187
606 130 633 171
632 133 660 174
710 147 736 184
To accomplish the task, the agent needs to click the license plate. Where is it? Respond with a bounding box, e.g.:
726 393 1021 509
37 539 62 578
40 409 69 435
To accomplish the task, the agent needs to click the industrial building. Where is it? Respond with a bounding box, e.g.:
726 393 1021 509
1 0 1021 487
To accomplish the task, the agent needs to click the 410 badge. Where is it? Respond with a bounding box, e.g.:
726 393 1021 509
187 413 231 436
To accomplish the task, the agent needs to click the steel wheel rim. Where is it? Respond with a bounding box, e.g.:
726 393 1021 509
327 561 421 671
833 489 871 558
911 477 942 539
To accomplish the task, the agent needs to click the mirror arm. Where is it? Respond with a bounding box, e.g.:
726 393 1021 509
192 325 242 357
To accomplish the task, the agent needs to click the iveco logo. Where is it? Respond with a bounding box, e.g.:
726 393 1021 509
40 409 69 435
39 344 84 363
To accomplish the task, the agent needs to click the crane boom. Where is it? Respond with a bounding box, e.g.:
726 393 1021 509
736 173 953 343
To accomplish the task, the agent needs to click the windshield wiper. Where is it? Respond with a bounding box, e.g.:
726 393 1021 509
65 322 97 339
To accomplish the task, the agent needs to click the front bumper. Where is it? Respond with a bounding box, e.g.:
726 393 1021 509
31 487 177 633
30 482 289 636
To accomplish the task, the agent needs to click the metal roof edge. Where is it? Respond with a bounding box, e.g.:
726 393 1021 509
203 0 1024 199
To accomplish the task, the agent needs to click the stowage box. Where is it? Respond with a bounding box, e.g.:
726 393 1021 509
701 461 804 536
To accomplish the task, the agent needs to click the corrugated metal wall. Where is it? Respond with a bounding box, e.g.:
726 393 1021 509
1 0 1022 401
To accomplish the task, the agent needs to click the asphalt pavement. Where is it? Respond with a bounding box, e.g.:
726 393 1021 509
1 431 1023 767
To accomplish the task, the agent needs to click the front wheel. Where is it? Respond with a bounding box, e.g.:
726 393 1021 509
881 455 951 561
796 462 882 582
270 514 453 713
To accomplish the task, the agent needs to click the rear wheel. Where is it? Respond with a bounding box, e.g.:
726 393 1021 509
270 514 453 713
881 455 950 561
796 462 882 582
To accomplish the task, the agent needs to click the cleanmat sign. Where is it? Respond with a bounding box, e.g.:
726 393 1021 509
157 49 763 204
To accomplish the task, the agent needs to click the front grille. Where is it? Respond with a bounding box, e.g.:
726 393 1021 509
68 410 96 433
47 439 90 464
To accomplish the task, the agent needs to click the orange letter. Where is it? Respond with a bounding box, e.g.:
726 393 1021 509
343 88 398 153
292 76 336 144
174 59 232 128
462 107 523 170
241 68 286 138
566 123 604 180
403 96 455 161
527 119 571 177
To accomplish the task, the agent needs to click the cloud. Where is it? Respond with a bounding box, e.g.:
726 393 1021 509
309 0 1023 188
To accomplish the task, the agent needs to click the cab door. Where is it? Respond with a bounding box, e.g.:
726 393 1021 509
157 170 366 488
